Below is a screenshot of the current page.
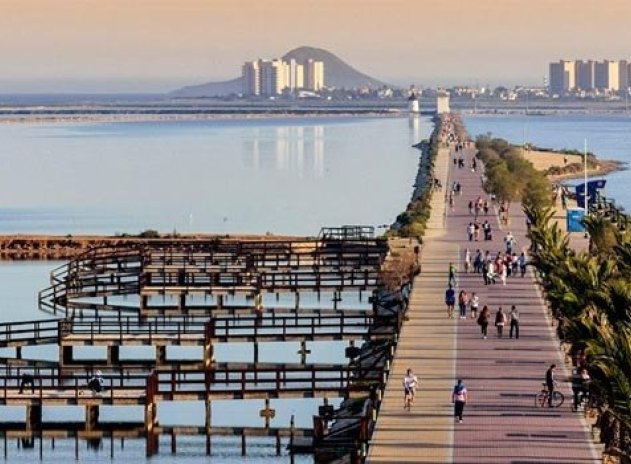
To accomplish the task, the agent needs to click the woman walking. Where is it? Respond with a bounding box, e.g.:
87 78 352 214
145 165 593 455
452 379 468 423
477 305 490 339
469 292 479 319
458 290 469 319
495 306 507 338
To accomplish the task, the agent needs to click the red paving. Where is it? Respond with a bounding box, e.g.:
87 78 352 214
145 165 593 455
448 146 598 463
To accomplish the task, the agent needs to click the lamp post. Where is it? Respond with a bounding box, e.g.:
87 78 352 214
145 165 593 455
583 139 588 217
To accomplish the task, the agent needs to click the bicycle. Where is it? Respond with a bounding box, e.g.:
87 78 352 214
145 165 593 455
535 382 565 408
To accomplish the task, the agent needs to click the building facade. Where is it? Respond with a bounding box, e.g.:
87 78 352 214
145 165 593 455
551 59 630 94
242 58 324 96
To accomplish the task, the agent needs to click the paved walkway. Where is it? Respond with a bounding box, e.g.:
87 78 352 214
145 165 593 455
367 138 598 463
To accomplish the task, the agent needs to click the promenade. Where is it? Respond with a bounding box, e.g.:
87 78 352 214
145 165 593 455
367 134 598 462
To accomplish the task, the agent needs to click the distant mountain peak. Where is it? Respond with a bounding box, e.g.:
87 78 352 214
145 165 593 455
170 46 387 97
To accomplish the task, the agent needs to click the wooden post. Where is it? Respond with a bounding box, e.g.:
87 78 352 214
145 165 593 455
205 399 212 455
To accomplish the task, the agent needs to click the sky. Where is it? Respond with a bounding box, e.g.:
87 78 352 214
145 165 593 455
2 0 631 93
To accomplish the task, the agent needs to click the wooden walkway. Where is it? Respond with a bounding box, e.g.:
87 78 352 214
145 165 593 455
368 139 599 462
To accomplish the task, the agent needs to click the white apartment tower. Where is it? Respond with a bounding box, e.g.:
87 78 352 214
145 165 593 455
287 59 304 91
304 59 325 91
595 60 620 91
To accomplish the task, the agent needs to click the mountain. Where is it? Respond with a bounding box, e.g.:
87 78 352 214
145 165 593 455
282 46 386 90
169 77 242 98
169 46 387 97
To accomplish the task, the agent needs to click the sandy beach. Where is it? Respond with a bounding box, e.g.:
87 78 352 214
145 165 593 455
522 148 625 181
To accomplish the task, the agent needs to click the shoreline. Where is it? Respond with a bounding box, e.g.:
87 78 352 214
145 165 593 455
520 147 626 182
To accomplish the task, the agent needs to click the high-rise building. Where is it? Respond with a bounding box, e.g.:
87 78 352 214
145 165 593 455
304 59 324 91
595 60 620 91
241 57 324 96
619 60 628 93
549 60 575 95
575 60 595 91
286 59 304 91
242 61 261 96
259 59 287 96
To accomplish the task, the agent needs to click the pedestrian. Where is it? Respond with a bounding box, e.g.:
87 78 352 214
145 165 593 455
449 193 455 211
464 248 471 273
458 289 469 319
483 200 489 215
88 370 104 393
545 364 556 407
495 307 507 337
473 221 480 241
18 373 35 394
477 305 490 339
448 262 458 287
468 200 474 215
504 231 516 254
452 379 468 423
473 249 482 274
467 223 474 241
445 284 456 319
403 368 419 410
469 292 479 319
487 260 496 284
518 252 527 277
509 305 519 339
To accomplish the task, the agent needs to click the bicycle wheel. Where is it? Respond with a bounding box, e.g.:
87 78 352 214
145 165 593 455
551 391 564 408
535 391 547 408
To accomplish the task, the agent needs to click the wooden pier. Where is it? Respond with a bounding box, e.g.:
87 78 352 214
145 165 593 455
0 226 418 459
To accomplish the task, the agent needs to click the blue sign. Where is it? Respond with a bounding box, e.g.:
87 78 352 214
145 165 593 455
567 208 585 232
575 179 607 209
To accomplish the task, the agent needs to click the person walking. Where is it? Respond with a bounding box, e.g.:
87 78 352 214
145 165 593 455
403 368 419 410
469 292 479 319
504 231 516 254
445 284 456 319
452 379 468 423
458 290 469 319
495 307 507 338
518 251 527 277
545 364 556 407
448 262 458 287
477 305 490 339
464 248 471 273
509 305 520 339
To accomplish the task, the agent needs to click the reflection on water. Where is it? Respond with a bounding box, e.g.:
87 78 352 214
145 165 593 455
0 116 431 235
243 125 325 177
408 114 422 147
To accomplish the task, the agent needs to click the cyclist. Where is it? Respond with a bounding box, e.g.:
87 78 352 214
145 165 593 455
545 364 556 407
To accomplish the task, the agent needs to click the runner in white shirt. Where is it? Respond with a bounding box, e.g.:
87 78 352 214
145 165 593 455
403 368 419 410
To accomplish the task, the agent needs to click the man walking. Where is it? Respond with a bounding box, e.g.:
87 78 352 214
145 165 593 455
452 379 468 423
545 364 556 407
509 305 520 339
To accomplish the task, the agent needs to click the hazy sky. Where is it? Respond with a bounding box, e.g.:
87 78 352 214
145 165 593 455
2 0 631 92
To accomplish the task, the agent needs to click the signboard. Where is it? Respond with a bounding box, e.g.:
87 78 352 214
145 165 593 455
575 179 606 209
567 208 585 232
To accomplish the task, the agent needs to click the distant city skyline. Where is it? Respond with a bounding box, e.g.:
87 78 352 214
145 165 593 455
2 0 631 92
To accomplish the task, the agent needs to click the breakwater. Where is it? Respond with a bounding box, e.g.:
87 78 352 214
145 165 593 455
0 234 299 260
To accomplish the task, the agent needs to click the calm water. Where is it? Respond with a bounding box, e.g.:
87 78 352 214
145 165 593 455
464 114 631 210
0 116 429 235
0 115 429 462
